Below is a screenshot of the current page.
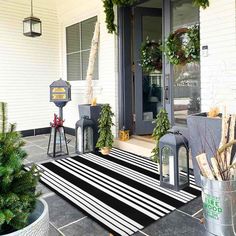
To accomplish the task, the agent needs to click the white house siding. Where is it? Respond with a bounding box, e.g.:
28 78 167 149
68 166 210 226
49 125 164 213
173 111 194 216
0 0 59 131
57 0 119 134
200 0 236 113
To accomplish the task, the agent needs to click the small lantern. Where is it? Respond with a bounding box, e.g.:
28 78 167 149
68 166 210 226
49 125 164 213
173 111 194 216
23 0 42 37
119 127 130 141
159 129 189 191
47 127 69 158
76 116 94 154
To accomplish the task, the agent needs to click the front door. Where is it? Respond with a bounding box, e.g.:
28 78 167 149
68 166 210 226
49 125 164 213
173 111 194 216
134 5 163 135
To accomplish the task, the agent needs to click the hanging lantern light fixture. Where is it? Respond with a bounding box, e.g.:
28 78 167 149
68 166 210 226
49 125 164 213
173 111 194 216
23 0 42 37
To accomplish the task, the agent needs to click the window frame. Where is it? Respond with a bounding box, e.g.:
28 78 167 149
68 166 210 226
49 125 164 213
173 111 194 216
62 13 99 84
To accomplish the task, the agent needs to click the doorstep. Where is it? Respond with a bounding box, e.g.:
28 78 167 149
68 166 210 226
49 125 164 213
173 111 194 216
113 136 193 169
113 136 155 158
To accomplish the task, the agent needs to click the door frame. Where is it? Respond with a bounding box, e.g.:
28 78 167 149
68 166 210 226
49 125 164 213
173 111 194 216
118 0 173 134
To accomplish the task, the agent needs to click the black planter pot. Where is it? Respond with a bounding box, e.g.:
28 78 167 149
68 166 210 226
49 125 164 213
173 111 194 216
78 104 102 148
187 113 222 186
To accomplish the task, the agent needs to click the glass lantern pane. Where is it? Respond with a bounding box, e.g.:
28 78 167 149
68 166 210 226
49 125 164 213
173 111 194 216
161 146 175 186
32 21 40 34
178 146 188 185
23 21 30 34
55 127 67 154
83 127 93 153
48 127 56 154
77 127 83 153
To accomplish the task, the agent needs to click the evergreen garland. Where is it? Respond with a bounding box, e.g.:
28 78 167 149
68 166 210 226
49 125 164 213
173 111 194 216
193 0 209 9
0 102 40 234
103 0 136 33
103 0 209 34
96 104 115 149
151 109 170 163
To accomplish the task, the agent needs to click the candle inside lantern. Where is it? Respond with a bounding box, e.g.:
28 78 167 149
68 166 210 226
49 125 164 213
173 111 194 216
169 155 175 185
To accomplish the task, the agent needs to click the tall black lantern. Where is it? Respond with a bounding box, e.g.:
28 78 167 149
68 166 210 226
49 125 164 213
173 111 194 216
23 0 42 37
47 125 69 158
159 129 189 191
75 116 94 154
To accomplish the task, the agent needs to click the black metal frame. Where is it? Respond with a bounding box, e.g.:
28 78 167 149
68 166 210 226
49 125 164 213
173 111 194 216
75 117 95 154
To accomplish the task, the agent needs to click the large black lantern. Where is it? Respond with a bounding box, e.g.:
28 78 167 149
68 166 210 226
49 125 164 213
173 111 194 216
159 129 189 191
76 116 94 154
23 0 42 37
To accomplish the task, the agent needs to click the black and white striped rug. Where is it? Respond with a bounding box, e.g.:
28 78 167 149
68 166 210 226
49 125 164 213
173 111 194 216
37 148 201 236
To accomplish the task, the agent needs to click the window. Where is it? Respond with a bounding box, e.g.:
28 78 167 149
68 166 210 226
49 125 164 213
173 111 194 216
66 16 98 81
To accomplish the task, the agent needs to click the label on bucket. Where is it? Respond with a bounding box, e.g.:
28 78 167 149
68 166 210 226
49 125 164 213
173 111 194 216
202 193 223 220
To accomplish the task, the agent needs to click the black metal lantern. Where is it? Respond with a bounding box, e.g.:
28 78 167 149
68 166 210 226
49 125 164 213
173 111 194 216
23 0 42 37
47 126 69 158
75 116 94 154
159 129 189 191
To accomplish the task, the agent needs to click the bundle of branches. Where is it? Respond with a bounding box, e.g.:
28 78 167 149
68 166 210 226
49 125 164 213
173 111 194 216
196 110 236 181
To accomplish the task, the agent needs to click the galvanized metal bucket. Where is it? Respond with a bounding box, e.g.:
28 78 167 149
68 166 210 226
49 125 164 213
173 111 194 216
201 175 236 236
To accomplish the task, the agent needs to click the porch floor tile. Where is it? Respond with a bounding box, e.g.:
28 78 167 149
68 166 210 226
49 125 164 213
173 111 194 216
44 194 86 229
60 217 110 236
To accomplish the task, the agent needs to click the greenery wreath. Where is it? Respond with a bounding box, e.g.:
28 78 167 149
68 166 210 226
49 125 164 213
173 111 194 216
164 24 200 66
140 38 162 74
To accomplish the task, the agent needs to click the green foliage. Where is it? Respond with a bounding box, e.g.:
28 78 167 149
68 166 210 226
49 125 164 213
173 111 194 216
193 0 209 9
0 102 40 234
140 38 162 74
96 104 115 149
164 25 200 65
103 0 208 34
103 0 116 34
103 0 136 34
151 109 170 163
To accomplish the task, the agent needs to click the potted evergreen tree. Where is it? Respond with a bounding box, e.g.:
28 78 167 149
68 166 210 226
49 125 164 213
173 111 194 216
96 104 114 155
0 102 49 236
151 108 170 163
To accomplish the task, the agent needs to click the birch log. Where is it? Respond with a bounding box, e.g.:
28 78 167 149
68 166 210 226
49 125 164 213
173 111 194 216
217 108 230 172
196 153 215 180
86 21 100 104
227 114 236 166
211 157 222 180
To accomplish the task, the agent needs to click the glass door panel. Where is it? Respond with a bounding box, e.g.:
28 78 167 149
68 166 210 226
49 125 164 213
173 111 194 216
142 15 163 122
171 0 200 125
134 5 163 134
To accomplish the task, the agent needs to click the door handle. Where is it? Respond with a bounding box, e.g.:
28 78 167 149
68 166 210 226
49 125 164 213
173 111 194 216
165 86 169 100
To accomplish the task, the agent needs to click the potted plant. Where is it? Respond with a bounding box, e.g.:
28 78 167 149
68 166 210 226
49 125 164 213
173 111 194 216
96 104 114 155
0 102 49 236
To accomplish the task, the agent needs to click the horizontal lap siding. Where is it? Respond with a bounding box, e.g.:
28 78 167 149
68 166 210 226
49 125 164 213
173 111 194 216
0 0 59 131
58 0 118 135
200 0 236 113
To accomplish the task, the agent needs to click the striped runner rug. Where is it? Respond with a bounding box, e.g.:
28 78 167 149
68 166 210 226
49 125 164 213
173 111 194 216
36 148 201 236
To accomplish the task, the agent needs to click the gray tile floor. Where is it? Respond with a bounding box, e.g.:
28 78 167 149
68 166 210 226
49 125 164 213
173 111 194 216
23 134 210 236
